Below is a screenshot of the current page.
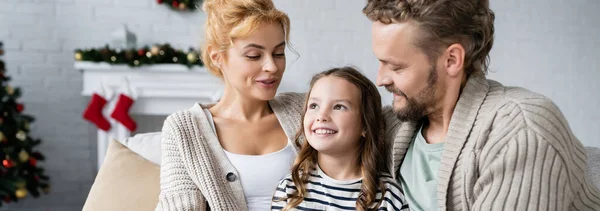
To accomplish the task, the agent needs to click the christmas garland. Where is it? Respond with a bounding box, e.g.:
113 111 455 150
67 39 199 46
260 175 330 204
157 0 202 11
74 44 204 68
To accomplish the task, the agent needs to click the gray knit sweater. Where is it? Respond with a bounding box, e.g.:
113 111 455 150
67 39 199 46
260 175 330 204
155 92 305 211
386 74 600 210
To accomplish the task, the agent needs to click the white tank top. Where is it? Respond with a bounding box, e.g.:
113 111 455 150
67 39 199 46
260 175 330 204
203 109 297 211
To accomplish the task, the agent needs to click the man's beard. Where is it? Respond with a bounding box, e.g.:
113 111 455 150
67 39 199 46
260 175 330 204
386 64 437 122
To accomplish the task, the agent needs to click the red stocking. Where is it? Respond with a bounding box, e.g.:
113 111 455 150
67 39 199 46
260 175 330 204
83 93 111 131
110 94 137 132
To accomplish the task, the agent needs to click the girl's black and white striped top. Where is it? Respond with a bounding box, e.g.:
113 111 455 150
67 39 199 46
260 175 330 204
271 165 409 211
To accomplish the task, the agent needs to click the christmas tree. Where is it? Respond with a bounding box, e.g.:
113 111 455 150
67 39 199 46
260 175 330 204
0 42 50 206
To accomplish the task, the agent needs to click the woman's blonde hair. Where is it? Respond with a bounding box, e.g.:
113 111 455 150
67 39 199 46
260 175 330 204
283 67 389 211
201 0 291 78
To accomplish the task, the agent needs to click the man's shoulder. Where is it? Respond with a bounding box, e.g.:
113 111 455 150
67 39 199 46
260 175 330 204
485 80 565 130
483 80 576 152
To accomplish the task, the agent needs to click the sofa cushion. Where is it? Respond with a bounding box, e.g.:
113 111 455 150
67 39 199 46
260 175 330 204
587 147 600 189
83 139 160 211
119 132 162 165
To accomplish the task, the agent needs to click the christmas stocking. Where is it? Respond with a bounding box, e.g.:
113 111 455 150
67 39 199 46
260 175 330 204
110 79 137 132
83 84 112 131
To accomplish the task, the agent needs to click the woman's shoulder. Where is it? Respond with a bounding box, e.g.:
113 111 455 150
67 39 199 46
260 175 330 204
270 92 306 136
163 108 197 131
161 104 212 141
272 92 306 113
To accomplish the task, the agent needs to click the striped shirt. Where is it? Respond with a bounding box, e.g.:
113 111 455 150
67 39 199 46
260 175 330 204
271 166 409 211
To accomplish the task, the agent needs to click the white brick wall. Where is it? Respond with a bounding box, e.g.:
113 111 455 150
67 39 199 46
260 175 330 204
0 0 203 210
0 0 598 210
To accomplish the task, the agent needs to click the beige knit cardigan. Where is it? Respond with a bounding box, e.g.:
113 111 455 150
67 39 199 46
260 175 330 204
155 92 304 211
386 74 600 211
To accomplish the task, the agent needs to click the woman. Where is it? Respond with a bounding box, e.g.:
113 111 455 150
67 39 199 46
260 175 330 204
155 0 304 210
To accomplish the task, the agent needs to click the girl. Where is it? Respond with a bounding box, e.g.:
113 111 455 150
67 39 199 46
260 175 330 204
271 67 409 211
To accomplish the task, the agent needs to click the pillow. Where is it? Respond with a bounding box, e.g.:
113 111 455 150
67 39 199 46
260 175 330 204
83 139 160 211
120 132 162 165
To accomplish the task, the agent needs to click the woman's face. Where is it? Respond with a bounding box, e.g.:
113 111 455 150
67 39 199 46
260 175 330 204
219 23 287 101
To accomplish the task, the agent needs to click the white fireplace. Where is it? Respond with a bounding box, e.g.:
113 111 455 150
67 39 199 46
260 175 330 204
75 62 223 169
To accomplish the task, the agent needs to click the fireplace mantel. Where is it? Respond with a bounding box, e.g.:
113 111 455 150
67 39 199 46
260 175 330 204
76 62 222 168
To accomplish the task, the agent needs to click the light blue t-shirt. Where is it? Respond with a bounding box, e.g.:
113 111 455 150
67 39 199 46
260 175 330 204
399 125 445 211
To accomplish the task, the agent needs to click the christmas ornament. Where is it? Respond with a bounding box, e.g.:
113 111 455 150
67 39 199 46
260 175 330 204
18 150 29 162
110 56 117 62
137 49 145 56
187 52 198 63
150 46 160 55
16 130 26 141
16 103 24 112
29 157 37 166
2 159 14 168
43 186 50 194
134 60 140 66
99 47 112 61
6 86 14 95
75 52 83 61
83 86 112 131
15 188 27 199
125 50 135 60
157 0 200 11
146 52 152 58
172 57 178 62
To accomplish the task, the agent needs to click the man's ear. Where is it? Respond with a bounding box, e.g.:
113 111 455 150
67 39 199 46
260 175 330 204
444 43 465 77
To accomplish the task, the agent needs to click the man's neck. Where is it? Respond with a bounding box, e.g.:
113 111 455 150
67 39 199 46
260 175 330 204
423 76 467 144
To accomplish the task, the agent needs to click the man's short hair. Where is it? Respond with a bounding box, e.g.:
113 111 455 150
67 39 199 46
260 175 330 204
364 0 495 75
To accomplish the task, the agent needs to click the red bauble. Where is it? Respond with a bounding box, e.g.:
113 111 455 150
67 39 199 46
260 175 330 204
172 1 179 7
16 104 24 113
2 159 13 168
157 0 163 3
137 49 145 56
29 158 37 166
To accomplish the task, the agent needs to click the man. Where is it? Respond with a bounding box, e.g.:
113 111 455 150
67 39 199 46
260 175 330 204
363 0 600 210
